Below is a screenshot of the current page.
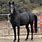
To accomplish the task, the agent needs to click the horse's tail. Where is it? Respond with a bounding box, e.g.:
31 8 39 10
34 15 37 33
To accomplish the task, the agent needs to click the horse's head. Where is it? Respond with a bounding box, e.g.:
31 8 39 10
9 2 15 13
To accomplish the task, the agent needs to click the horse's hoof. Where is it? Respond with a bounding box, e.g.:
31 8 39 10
25 38 28 41
17 40 19 42
31 38 33 40
13 40 16 42
13 39 16 42
17 39 20 42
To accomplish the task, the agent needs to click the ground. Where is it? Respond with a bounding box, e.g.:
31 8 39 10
0 21 42 42
0 37 42 42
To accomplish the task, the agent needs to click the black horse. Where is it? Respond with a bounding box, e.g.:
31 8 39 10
9 2 37 42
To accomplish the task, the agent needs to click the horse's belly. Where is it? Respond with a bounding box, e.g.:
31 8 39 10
20 23 27 26
20 21 28 26
20 17 29 25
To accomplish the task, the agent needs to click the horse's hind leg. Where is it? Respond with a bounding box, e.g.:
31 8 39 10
25 24 29 40
17 26 20 42
31 22 33 40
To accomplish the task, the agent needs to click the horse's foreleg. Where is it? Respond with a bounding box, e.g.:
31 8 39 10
17 26 20 42
13 26 16 42
31 22 33 40
25 24 29 40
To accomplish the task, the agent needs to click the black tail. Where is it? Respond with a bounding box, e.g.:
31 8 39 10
34 15 37 33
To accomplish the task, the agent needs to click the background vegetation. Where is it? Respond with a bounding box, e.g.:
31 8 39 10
0 0 42 14
0 0 42 20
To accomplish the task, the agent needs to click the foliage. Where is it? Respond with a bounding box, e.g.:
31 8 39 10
0 0 42 14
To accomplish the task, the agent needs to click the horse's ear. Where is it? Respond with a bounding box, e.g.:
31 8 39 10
9 2 11 5
12 2 14 5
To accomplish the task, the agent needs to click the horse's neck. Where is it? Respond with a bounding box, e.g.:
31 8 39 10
10 9 17 18
13 8 19 15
